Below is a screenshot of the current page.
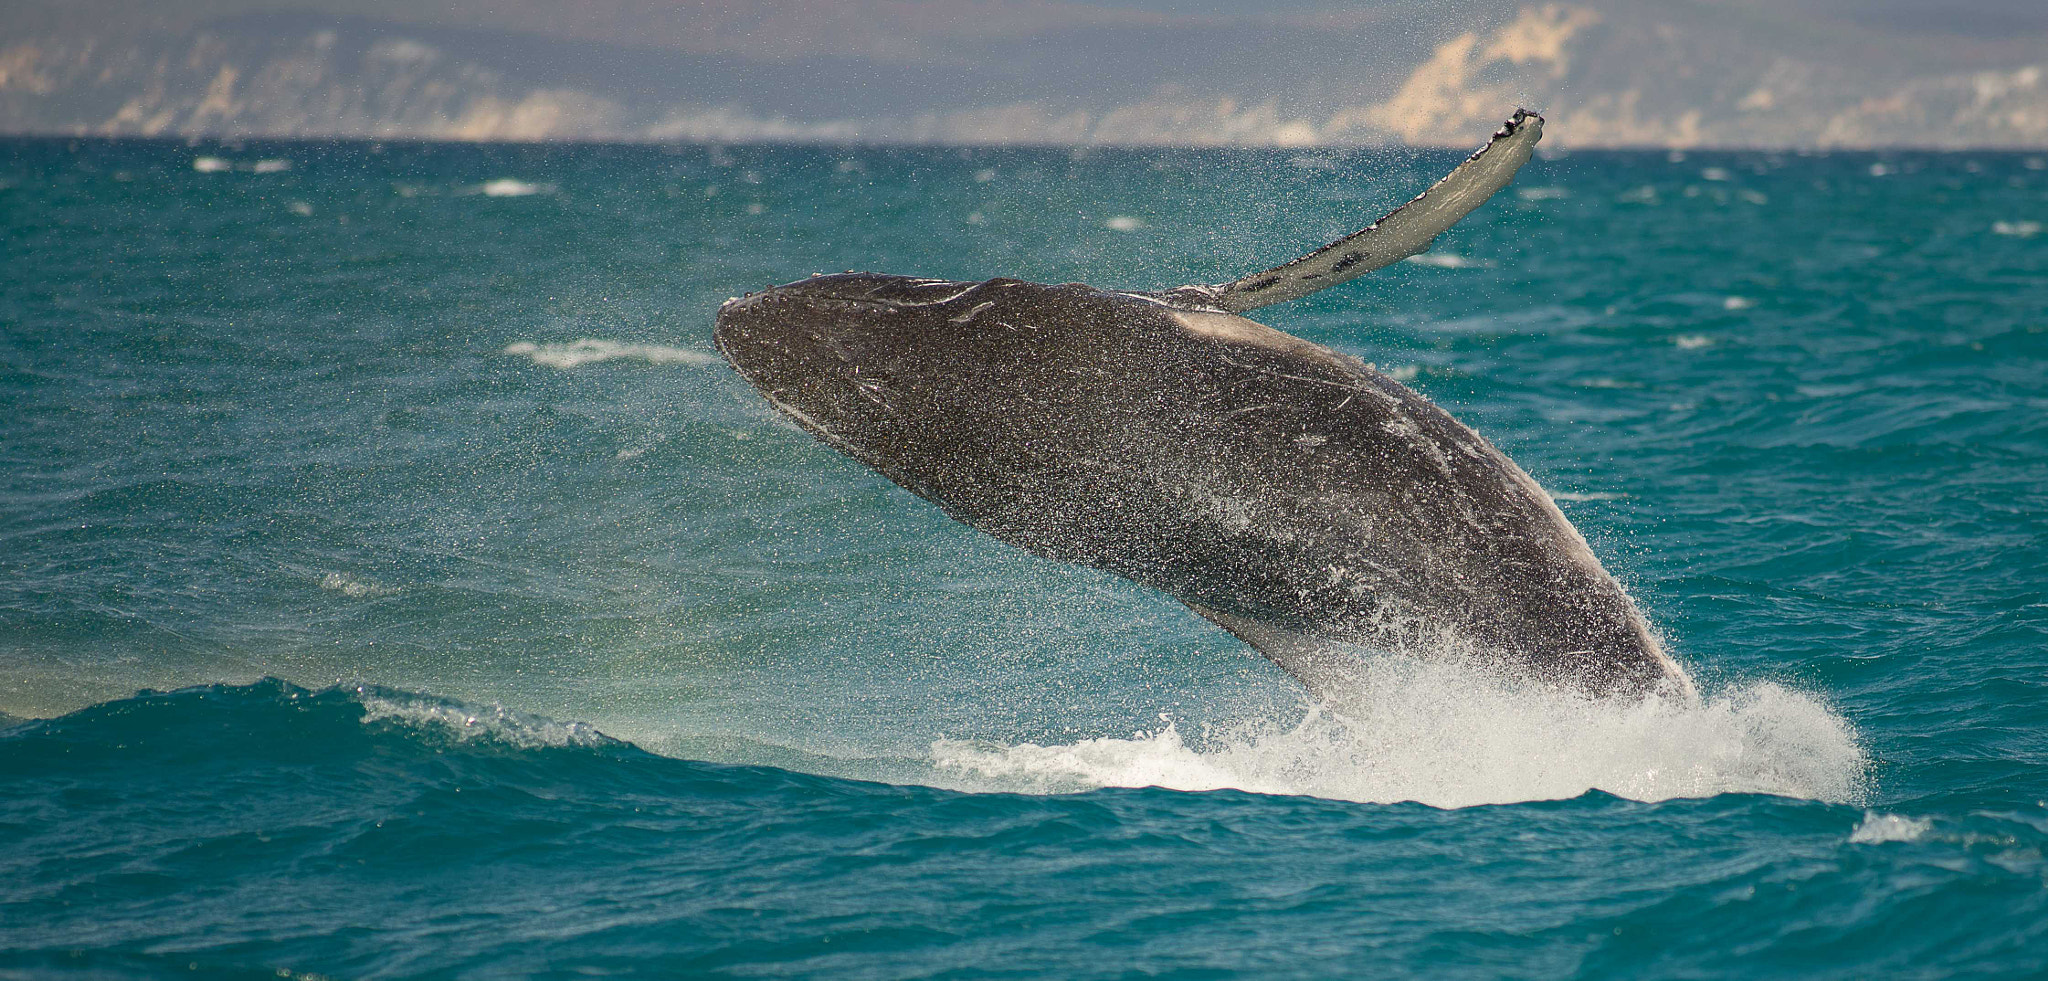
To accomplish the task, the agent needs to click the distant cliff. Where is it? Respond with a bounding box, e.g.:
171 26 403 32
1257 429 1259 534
3 2 2044 147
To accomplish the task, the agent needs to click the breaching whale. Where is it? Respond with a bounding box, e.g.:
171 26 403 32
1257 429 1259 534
715 111 1693 699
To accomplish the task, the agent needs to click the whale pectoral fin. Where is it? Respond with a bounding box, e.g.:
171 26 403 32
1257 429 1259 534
1194 110 1543 314
1183 601 1355 695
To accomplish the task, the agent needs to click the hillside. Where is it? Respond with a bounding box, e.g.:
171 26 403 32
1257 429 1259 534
3 0 2044 147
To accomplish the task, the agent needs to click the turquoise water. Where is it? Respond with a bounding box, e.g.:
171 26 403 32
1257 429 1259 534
3 137 2046 977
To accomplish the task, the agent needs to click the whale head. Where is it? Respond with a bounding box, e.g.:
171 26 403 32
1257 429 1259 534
712 273 1149 476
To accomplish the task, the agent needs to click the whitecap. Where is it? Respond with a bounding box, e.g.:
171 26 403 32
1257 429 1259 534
250 159 292 174
1104 215 1145 232
1992 220 2041 238
504 339 718 369
1404 253 1492 269
321 571 396 598
193 156 231 173
478 179 553 197
1849 811 1930 844
354 687 614 750
931 659 1866 808
1674 334 1715 349
1723 296 1755 311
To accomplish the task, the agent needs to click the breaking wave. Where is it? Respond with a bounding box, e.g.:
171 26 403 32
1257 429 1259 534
354 685 618 750
504 339 719 368
477 179 554 197
930 656 1866 809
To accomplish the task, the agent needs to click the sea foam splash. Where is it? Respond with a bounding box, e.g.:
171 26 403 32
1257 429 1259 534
1404 252 1493 269
932 656 1866 809
478 179 554 197
355 686 616 750
1849 811 1931 844
505 339 719 368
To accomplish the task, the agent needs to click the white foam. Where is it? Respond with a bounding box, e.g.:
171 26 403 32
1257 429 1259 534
1723 296 1756 311
1849 811 1930 844
193 156 231 173
931 658 1866 808
1404 253 1492 269
1104 215 1145 232
504 339 717 369
250 159 292 174
1992 220 2041 238
355 688 613 749
479 179 553 198
321 572 396 598
1674 334 1715 349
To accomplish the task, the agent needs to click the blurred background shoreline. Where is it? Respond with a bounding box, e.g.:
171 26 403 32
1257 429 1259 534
6 0 2047 149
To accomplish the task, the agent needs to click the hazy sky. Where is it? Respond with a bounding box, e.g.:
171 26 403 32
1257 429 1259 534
29 0 2048 42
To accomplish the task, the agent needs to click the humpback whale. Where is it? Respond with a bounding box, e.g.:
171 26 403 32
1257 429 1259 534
715 111 1693 699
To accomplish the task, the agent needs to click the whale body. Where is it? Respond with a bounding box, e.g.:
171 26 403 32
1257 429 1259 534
714 111 1692 699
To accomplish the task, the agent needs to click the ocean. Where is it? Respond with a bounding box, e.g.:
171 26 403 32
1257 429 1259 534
2 135 2044 978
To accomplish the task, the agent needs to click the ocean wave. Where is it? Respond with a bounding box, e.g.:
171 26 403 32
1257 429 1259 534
353 685 618 751
504 339 719 369
1849 811 1931 844
932 658 1866 808
477 179 554 197
319 571 397 597
190 157 293 174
